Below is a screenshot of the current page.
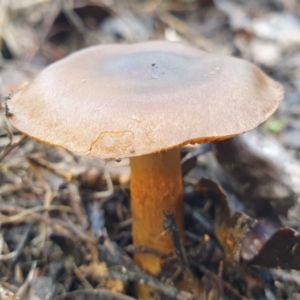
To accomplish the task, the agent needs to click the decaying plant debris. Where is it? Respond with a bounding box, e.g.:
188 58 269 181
1 0 300 299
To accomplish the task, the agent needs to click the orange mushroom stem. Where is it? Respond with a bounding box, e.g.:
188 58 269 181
130 148 183 299
130 148 183 274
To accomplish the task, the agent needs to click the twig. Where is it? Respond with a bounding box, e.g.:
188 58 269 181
67 183 88 229
0 204 72 223
158 11 229 54
163 211 198 294
0 225 32 263
26 1 61 62
125 245 168 259
0 280 18 293
126 240 213 267
108 270 194 300
27 155 114 198
72 262 93 290
0 123 27 163
53 288 137 300
0 183 24 196
61 211 97 242
164 211 189 270
97 232 194 300
184 204 214 236
15 261 37 299
92 168 114 198
28 159 55 246
10 224 32 264
26 155 72 181
115 217 132 230
125 0 164 13
195 264 249 300
0 205 95 243
222 280 248 300
60 0 100 45
181 144 212 165
60 0 86 35
0 205 96 243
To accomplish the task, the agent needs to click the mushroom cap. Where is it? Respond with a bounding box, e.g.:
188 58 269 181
8 41 283 159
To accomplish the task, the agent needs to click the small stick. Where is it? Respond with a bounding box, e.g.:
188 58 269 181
195 264 249 300
26 155 114 197
108 270 194 300
163 211 189 270
10 224 32 264
0 123 27 163
158 12 228 53
0 205 95 243
125 245 168 259
72 262 93 290
98 231 194 300
0 280 18 293
26 155 72 181
0 205 72 224
67 182 89 229
15 262 37 299
163 210 199 295
53 288 137 300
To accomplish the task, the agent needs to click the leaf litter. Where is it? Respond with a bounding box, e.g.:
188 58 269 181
1 0 300 299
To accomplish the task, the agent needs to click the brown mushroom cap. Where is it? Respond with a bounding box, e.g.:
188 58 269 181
8 41 283 159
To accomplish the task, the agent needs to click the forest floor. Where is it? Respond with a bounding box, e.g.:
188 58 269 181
1 0 300 299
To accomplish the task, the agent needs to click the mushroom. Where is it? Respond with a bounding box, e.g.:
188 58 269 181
7 41 283 293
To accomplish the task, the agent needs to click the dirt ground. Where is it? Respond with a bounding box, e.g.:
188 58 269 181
1 0 300 299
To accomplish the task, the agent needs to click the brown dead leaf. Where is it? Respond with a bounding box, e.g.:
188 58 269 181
248 228 300 270
197 178 257 264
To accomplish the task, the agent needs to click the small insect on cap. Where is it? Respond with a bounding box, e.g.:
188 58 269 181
7 41 283 158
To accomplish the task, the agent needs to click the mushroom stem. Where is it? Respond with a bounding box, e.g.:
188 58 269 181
130 148 184 275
